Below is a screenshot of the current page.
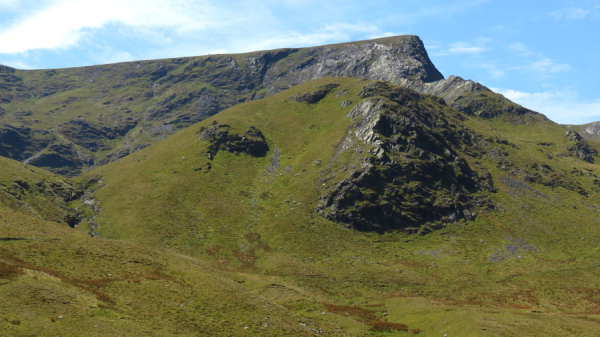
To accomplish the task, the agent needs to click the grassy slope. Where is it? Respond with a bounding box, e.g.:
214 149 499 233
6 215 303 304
52 77 600 336
0 157 324 336
0 155 82 225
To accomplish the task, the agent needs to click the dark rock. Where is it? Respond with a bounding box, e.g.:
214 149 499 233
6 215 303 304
0 126 50 161
289 84 339 104
565 131 597 163
26 143 94 176
200 124 269 159
316 82 494 234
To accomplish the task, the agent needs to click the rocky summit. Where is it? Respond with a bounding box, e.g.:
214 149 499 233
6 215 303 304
1 37 600 336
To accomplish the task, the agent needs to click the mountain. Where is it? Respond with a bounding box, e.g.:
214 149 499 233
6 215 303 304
2 36 600 336
0 35 539 176
62 77 600 335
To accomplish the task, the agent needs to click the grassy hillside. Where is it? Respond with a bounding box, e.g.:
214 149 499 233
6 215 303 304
63 77 600 335
2 77 600 336
0 157 326 336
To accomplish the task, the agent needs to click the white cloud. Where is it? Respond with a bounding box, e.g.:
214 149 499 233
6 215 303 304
0 0 397 60
504 42 571 76
526 58 571 74
506 42 534 56
447 42 487 54
550 5 600 20
0 0 228 54
491 87 600 124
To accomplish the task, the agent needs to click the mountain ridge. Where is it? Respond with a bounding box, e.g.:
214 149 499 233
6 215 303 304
0 35 554 176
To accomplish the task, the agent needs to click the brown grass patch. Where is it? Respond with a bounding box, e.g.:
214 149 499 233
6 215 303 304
411 329 422 334
367 321 408 332
95 292 115 304
244 233 261 243
74 278 114 288
205 245 223 257
0 260 23 279
1 249 118 304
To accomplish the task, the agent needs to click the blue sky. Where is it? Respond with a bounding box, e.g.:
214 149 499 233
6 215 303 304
0 0 598 124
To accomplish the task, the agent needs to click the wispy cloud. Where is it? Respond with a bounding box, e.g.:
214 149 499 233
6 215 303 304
0 0 400 61
447 41 488 54
0 0 246 54
491 87 600 124
527 58 571 74
550 5 600 20
504 42 571 76
506 42 534 56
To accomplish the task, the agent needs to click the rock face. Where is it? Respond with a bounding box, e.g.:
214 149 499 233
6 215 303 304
316 82 494 234
582 122 600 137
199 122 269 160
400 75 541 119
288 84 340 104
0 35 548 175
565 130 598 163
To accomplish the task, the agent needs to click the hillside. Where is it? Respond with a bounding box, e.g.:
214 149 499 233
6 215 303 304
45 77 598 335
0 35 543 177
1 38 600 335
0 155 326 336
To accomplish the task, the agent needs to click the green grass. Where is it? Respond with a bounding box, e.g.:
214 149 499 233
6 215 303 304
2 77 600 335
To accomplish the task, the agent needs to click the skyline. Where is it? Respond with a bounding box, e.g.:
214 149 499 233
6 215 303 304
0 0 598 124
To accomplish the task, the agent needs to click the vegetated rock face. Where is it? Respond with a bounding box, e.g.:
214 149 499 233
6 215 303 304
317 82 495 234
565 130 598 163
401 75 542 119
199 122 269 160
0 35 547 175
288 84 339 104
24 143 95 176
0 160 85 226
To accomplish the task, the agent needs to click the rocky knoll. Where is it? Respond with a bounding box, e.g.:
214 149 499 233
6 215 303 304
315 81 495 234
0 35 551 175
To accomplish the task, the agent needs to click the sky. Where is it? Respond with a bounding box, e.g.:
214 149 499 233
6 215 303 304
0 0 598 124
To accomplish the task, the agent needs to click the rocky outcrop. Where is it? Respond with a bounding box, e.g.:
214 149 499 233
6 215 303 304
582 122 600 137
199 122 269 160
288 84 339 104
400 75 541 119
565 130 598 163
317 82 494 234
